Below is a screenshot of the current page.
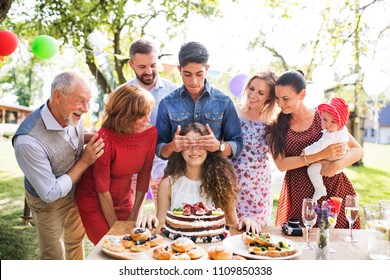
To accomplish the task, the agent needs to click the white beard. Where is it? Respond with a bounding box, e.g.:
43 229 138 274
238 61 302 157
65 113 80 127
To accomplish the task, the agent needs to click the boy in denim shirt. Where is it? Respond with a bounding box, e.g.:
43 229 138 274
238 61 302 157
156 41 243 160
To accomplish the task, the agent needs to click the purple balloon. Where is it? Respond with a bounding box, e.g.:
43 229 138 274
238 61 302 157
229 73 249 98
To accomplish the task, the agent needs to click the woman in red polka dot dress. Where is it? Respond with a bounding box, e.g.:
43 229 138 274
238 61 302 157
267 70 363 229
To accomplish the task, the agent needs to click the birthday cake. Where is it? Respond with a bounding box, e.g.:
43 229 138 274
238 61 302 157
161 202 229 243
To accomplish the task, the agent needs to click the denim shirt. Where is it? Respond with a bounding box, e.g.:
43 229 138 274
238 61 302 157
156 79 243 158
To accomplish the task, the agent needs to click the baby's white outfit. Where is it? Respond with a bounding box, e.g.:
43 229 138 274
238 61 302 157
304 126 349 200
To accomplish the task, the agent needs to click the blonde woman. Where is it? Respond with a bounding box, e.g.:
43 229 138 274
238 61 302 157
76 85 157 245
231 69 278 226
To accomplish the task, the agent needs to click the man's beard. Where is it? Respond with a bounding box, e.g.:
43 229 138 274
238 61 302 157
65 112 80 127
136 72 156 86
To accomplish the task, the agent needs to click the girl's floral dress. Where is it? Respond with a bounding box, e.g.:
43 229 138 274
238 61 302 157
231 118 272 226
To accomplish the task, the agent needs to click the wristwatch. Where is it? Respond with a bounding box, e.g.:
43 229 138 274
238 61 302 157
219 140 226 152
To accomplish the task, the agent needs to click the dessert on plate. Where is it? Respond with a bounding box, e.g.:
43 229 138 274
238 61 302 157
242 232 297 257
153 237 206 260
102 227 163 253
161 202 230 243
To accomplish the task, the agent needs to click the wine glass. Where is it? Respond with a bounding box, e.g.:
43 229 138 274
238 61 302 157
343 195 359 243
379 200 390 220
328 197 342 253
302 198 318 250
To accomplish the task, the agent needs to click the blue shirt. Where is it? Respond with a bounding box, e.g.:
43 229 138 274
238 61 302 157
127 77 178 126
156 79 243 158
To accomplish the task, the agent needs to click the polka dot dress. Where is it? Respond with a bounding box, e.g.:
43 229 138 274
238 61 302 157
275 111 360 229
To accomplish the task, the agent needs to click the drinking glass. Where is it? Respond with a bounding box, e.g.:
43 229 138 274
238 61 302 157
363 204 390 260
343 195 359 243
379 200 390 219
302 198 317 250
378 200 390 209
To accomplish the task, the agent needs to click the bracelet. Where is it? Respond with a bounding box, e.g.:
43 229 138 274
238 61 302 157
301 154 309 166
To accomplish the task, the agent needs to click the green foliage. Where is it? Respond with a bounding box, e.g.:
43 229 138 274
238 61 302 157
0 51 47 106
0 222 38 260
3 0 220 111
0 141 38 259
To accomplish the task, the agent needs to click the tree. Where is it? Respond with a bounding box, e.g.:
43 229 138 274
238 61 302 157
4 0 219 96
1 0 219 112
248 0 390 163
0 0 13 23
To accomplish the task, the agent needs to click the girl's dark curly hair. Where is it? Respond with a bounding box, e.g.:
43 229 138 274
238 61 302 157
164 122 237 216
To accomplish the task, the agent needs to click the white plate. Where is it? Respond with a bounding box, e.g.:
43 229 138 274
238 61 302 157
101 235 209 260
222 234 302 260
101 235 172 260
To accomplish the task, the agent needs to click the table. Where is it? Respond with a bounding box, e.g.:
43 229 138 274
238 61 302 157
86 221 370 260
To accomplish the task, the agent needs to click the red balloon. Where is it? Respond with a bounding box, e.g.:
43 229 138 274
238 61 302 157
0 30 19 56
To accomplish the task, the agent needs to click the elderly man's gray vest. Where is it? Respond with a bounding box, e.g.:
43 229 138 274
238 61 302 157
12 105 83 198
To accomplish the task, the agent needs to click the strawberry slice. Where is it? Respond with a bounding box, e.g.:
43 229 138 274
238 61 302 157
183 207 191 216
195 208 206 216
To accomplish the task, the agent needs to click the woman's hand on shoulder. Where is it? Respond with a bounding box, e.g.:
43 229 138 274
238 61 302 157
135 214 159 229
238 217 261 234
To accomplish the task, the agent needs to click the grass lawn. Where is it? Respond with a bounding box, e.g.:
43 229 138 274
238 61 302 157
0 140 389 259
344 143 390 209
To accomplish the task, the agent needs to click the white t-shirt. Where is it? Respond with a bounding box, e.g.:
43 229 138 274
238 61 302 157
170 176 213 210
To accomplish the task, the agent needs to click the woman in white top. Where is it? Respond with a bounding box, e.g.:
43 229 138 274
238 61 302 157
137 122 261 233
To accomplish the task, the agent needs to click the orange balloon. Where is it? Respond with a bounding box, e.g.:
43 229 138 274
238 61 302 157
0 56 5 62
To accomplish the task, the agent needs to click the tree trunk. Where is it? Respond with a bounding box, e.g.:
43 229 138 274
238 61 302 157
85 49 111 94
352 0 364 166
113 25 127 85
0 0 13 23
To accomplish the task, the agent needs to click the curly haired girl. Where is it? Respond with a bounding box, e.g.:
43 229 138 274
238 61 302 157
137 122 260 233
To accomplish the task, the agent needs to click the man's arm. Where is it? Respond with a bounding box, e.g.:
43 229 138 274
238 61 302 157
221 99 243 157
156 100 172 159
14 135 72 203
14 133 104 203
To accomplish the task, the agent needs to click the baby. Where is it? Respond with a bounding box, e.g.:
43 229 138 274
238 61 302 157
303 97 349 201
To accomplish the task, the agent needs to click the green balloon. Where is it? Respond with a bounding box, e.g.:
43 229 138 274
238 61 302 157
31 35 59 59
